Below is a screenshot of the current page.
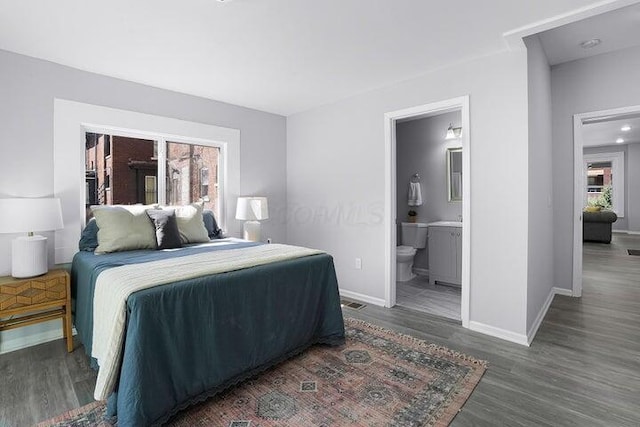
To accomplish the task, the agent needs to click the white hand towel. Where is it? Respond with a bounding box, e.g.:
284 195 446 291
408 182 423 206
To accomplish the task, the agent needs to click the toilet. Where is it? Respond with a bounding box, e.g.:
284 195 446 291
396 222 428 282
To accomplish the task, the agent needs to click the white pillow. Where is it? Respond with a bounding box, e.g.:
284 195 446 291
164 203 210 244
91 205 158 253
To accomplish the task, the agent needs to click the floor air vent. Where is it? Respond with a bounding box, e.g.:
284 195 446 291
340 299 367 310
627 249 640 256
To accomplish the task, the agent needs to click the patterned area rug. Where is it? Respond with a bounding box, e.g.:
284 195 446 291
37 318 486 427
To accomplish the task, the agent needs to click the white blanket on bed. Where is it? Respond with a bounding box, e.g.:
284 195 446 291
91 243 324 400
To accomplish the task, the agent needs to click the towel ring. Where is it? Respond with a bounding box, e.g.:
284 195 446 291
410 173 421 183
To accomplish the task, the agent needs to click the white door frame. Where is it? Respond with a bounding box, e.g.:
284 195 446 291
384 95 471 328
572 104 640 297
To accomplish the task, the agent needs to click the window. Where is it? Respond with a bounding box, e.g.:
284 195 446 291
586 161 611 207
200 168 209 198
584 152 624 216
145 176 157 205
166 141 220 217
85 133 222 220
104 135 111 157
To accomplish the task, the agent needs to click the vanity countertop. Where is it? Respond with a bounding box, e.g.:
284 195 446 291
427 221 462 228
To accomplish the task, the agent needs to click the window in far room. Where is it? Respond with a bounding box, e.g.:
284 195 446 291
586 161 612 207
584 152 624 216
200 168 209 198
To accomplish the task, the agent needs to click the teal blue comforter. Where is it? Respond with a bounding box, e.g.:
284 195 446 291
71 242 345 426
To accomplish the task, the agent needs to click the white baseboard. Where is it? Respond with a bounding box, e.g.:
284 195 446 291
613 229 640 235
413 267 429 276
468 321 529 346
0 327 77 355
553 287 573 297
527 288 555 345
526 287 575 346
339 289 386 307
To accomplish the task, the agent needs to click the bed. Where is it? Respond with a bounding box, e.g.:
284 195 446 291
71 238 345 426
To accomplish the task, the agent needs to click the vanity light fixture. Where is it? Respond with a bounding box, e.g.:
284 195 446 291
621 125 631 132
580 38 601 49
616 138 624 144
445 124 462 140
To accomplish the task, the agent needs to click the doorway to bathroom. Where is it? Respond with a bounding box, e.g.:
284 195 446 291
384 97 470 327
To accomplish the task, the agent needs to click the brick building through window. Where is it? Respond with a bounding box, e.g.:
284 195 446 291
86 133 220 220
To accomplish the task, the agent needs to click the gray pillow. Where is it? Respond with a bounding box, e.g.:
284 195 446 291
79 218 99 251
91 205 158 253
203 210 223 239
146 209 182 249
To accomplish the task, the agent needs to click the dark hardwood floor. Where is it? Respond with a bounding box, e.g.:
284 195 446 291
1 234 638 426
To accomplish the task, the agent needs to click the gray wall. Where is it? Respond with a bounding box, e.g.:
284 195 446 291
525 35 555 333
0 49 286 349
583 144 640 232
396 111 462 270
551 45 640 290
287 48 530 336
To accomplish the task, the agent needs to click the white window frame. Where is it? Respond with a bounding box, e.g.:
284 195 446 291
53 99 240 264
583 152 624 217
82 126 225 209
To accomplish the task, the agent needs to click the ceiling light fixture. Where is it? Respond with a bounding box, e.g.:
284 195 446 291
616 137 624 144
580 38 601 49
445 124 462 140
621 125 631 132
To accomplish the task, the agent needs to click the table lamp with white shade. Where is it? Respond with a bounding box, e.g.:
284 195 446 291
0 198 64 278
235 196 268 242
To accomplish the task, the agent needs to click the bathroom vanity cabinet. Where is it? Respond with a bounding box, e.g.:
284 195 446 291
428 223 462 287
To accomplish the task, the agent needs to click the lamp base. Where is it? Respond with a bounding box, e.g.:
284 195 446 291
243 221 262 242
12 235 48 278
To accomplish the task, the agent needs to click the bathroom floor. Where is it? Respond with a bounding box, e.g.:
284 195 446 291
396 275 461 321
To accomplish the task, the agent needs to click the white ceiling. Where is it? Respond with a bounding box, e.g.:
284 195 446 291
538 2 640 65
0 0 623 115
582 115 640 147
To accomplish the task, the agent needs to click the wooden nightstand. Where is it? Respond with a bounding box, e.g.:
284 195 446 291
0 269 73 352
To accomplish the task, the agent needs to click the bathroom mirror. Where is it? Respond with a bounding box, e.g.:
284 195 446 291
447 148 462 202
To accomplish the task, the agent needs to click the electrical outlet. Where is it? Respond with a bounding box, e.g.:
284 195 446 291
355 258 362 269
